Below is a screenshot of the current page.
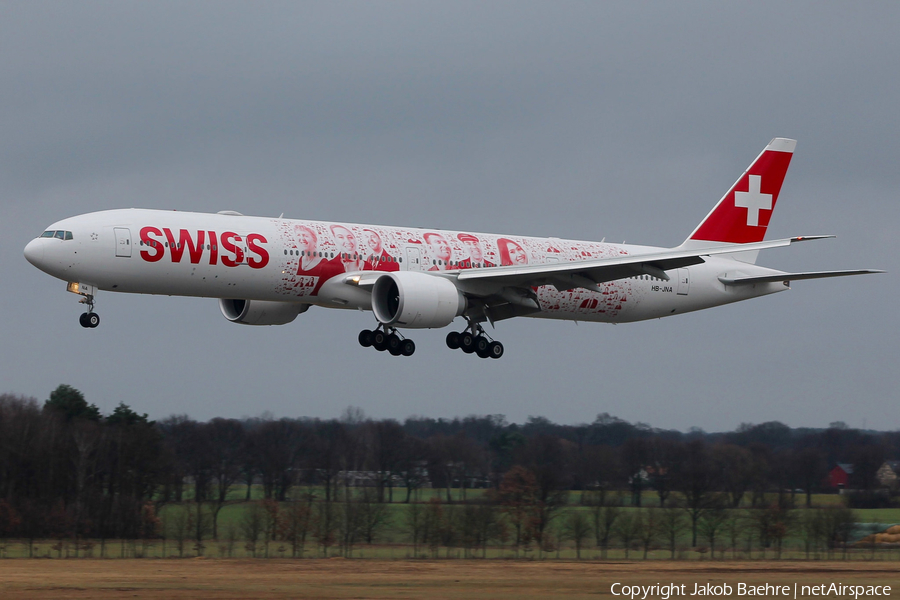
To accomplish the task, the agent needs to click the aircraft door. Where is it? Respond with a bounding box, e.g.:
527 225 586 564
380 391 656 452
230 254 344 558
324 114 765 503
114 227 132 258
404 247 421 271
677 268 690 295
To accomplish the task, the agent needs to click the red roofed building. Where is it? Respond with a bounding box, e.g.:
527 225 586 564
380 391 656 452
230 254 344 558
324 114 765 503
828 463 853 489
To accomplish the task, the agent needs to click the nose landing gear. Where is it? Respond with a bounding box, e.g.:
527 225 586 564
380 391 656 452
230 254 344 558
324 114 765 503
78 294 100 328
446 321 504 359
359 325 415 357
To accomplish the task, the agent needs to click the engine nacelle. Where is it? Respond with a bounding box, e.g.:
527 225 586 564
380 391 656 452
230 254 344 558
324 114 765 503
219 299 309 326
372 271 466 329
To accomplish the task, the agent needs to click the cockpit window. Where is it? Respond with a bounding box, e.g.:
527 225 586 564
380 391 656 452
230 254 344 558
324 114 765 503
39 230 74 240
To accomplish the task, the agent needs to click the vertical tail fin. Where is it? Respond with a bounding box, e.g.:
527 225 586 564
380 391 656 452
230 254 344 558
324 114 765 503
685 138 796 246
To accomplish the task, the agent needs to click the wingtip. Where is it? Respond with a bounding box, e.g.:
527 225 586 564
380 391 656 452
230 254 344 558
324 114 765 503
791 235 836 243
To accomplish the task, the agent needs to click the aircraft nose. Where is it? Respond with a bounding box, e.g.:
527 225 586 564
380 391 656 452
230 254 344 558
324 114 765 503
24 238 45 267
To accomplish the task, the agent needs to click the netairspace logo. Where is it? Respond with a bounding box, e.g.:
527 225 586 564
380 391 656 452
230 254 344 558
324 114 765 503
610 582 892 600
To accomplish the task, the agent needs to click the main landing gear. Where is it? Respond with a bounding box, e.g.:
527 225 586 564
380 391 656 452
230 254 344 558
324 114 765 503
78 294 100 329
358 325 416 357
445 322 504 359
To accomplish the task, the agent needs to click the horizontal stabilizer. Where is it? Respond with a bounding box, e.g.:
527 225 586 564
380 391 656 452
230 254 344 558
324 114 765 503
719 269 884 286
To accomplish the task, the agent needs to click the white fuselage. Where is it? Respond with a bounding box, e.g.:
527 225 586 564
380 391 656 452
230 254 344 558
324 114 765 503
25 208 788 326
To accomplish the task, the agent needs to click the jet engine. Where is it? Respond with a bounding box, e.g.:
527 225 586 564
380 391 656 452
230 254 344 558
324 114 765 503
219 299 309 325
371 271 466 329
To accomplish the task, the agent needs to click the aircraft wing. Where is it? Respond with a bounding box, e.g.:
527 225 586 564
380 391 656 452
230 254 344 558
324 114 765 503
718 269 884 286
454 236 831 295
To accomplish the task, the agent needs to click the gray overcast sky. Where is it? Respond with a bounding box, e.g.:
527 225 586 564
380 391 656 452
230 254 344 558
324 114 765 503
2 1 897 431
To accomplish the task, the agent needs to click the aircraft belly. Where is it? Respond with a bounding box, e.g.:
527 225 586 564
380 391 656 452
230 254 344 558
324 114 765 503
528 263 787 324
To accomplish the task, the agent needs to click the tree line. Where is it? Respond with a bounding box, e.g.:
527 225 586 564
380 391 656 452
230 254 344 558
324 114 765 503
0 386 896 558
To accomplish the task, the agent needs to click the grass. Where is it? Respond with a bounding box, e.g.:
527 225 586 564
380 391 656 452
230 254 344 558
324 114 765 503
153 488 900 554
4 538 900 562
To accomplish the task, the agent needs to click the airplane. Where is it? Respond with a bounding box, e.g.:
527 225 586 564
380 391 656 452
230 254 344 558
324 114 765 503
24 138 881 359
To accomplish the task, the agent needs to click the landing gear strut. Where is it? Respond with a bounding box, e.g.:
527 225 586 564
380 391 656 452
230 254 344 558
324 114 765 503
359 325 415 357
78 295 100 329
446 320 503 359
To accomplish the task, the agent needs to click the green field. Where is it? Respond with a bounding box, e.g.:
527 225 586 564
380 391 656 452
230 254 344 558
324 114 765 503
1 486 897 561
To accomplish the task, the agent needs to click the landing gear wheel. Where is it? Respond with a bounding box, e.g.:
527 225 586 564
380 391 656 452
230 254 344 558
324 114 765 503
372 330 388 351
446 331 460 350
358 329 374 347
78 294 99 328
453 317 505 359
401 339 416 357
387 333 403 356
459 332 476 353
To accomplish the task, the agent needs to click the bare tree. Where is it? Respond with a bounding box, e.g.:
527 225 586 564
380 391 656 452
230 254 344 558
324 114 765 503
517 435 569 554
240 501 265 557
697 498 729 558
405 501 425 556
646 439 681 508
715 444 754 508
621 438 649 507
261 498 280 557
790 448 828 508
279 489 315 557
166 505 194 558
676 440 719 546
422 498 444 557
471 503 500 558
313 500 338 556
613 510 642 558
438 501 462 558
561 509 592 559
819 504 856 560
397 436 430 503
637 508 659 559
496 466 539 557
338 488 365 557
254 419 304 501
368 420 406 503
796 509 824 559
657 503 687 559
752 503 795 559
206 418 244 539
358 487 392 544
587 491 621 559
723 509 748 559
